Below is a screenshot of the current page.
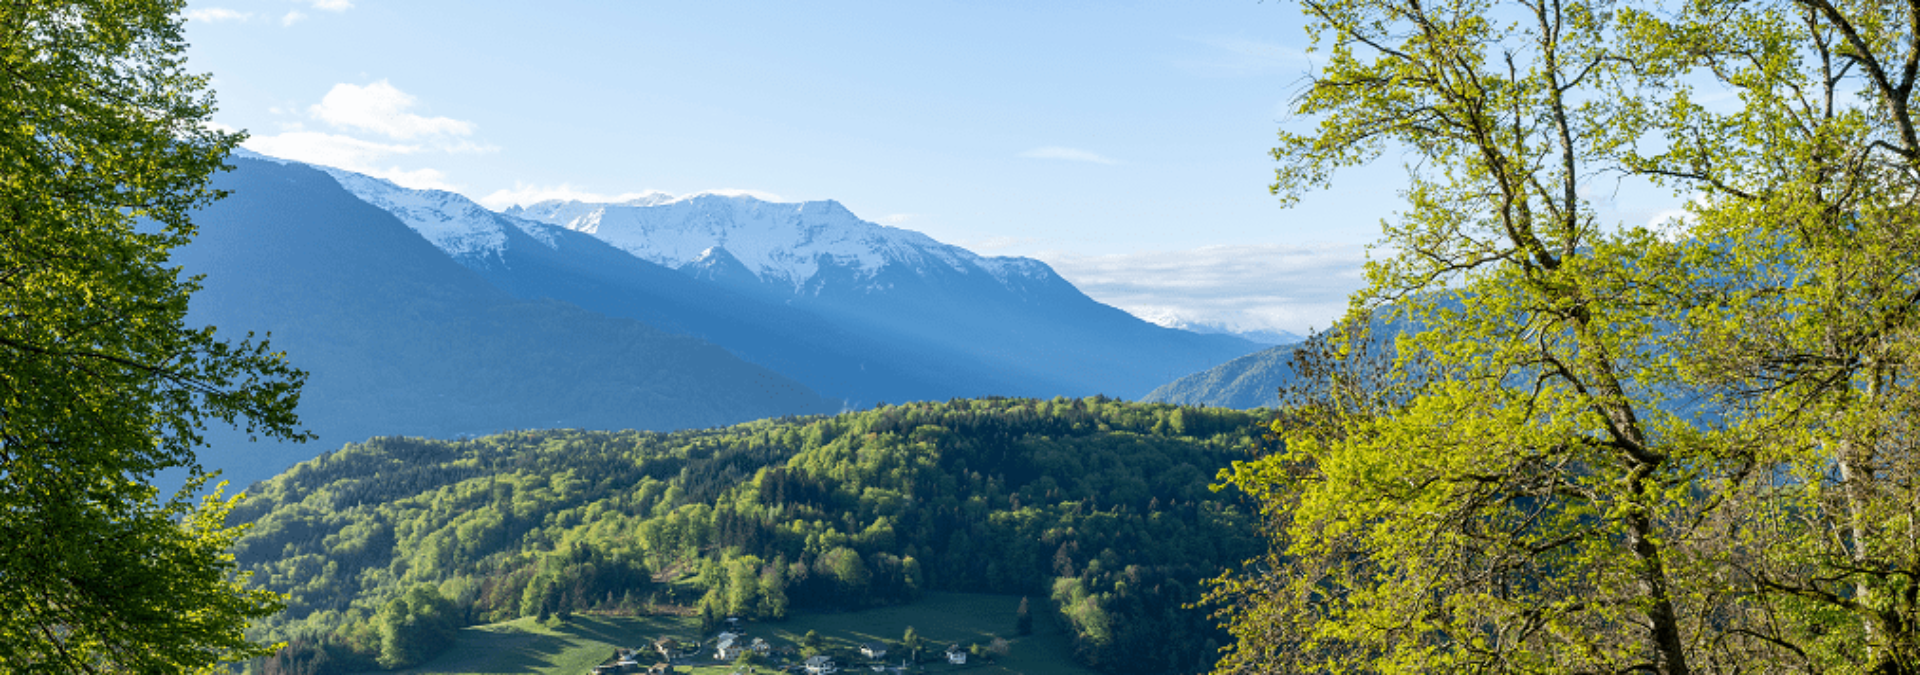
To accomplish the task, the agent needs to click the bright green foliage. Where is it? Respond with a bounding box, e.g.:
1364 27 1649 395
0 0 304 671
1210 0 1920 672
902 626 923 662
1609 1 1920 670
231 398 1264 675
374 586 458 669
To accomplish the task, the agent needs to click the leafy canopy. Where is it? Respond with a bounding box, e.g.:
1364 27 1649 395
1210 0 1920 672
0 0 306 671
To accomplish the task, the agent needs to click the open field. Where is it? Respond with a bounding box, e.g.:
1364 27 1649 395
380 593 1098 675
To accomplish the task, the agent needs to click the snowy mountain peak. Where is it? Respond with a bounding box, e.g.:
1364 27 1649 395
315 167 509 259
294 164 567 261
278 158 1061 297
511 192 1051 292
693 245 730 262
1132 308 1305 345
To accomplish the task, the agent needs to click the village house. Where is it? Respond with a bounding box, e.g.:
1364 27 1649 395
653 637 680 661
945 645 967 665
714 632 744 661
803 655 838 675
859 643 887 661
590 648 647 675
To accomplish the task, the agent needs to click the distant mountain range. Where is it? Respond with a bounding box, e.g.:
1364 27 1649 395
1148 318 1303 346
177 158 836 484
183 154 1266 484
495 191 1262 400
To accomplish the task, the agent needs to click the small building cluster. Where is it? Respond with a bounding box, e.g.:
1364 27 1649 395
712 632 775 661
591 622 985 674
590 648 673 675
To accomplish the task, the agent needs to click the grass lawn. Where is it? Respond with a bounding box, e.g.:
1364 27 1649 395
381 593 1096 675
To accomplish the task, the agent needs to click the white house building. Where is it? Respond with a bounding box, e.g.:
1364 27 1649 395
714 633 743 661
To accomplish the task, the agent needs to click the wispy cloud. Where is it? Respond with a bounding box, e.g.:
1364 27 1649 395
242 81 492 192
241 132 463 191
477 184 672 210
474 186 787 211
958 235 1042 252
311 80 478 140
1176 36 1312 77
309 0 353 10
1019 146 1120 165
280 10 306 26
186 7 251 22
243 131 418 169
698 188 787 202
1040 244 1368 335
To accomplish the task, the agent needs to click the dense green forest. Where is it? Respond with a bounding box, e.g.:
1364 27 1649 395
232 397 1269 675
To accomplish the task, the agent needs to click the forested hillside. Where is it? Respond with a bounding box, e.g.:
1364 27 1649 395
234 398 1268 675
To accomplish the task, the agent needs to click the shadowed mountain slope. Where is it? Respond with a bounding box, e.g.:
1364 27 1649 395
173 159 836 485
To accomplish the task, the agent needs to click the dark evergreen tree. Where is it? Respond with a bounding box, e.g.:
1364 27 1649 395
1017 596 1034 636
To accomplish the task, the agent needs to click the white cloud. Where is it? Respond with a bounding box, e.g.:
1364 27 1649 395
1019 146 1120 165
241 130 420 169
186 7 251 22
281 10 306 25
1040 244 1368 335
241 132 460 191
477 184 672 210
242 82 497 195
311 80 477 140
309 0 353 10
475 185 790 211
697 188 787 202
362 166 458 192
958 235 1042 252
1644 193 1711 241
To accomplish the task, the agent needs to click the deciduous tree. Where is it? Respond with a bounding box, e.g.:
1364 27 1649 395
1207 0 1920 671
0 0 305 670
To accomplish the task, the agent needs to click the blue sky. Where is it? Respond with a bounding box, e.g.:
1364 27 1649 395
182 0 1679 335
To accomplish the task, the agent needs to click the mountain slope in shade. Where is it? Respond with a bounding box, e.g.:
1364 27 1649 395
1143 309 1417 408
509 194 1265 399
174 159 836 486
1141 343 1303 409
311 169 1049 405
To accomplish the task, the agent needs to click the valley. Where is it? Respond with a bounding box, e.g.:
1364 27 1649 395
358 593 1094 675
234 398 1266 675
185 156 1267 487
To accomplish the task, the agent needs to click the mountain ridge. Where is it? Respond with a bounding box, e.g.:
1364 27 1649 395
298 161 1264 399
176 158 838 485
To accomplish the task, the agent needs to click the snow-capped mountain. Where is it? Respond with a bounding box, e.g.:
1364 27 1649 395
278 159 1263 399
178 158 836 486
313 166 563 261
507 194 1054 293
500 191 1262 397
